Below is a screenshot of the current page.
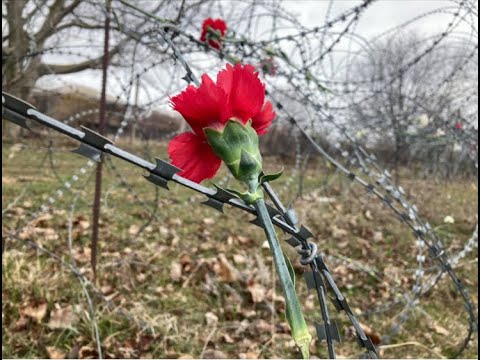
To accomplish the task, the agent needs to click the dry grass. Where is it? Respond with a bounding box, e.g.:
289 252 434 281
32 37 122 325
2 137 478 359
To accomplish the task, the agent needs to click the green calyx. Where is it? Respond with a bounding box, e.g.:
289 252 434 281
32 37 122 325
205 120 283 205
223 185 263 205
205 119 263 182
206 27 224 40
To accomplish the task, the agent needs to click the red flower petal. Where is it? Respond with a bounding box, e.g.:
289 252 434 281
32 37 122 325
251 101 275 135
170 74 231 137
208 39 222 50
213 19 227 36
168 132 222 183
217 63 265 124
168 63 276 183
200 18 214 41
200 18 227 49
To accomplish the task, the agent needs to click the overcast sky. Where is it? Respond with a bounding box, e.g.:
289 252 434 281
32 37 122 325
284 0 472 37
36 0 477 107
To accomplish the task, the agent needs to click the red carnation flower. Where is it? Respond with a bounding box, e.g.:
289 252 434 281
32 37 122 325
454 121 463 130
200 18 227 50
168 63 276 183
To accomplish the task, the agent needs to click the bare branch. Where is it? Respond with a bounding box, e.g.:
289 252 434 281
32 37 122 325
38 43 121 76
55 19 120 33
34 0 82 44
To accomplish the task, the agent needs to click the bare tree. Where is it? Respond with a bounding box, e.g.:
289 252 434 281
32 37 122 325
1 0 135 98
348 32 477 181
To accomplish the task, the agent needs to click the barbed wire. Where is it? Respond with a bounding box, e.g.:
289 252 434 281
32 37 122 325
2 0 477 357
149 6 477 353
3 90 382 358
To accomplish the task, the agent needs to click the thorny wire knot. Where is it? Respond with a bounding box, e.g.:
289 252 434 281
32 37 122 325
283 206 318 265
298 241 318 265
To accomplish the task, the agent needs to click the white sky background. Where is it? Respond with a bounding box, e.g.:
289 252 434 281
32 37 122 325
283 0 467 37
34 0 477 110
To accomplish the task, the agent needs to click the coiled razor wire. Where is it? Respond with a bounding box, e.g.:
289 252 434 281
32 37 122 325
3 12 478 350
115 2 477 355
2 0 478 357
123 6 477 355
9 48 188 243
3 91 381 358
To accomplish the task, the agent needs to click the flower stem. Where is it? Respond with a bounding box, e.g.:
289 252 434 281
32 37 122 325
253 196 311 359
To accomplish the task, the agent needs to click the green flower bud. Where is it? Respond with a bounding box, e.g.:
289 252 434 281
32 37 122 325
204 120 263 184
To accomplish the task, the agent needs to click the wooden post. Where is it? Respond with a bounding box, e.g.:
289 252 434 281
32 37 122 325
91 0 111 281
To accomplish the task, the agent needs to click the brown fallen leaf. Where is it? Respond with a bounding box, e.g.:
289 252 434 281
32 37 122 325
372 231 383 242
46 346 66 359
247 282 266 303
266 289 285 306
213 254 239 283
430 323 449 336
136 273 147 283
12 316 29 332
21 301 47 323
170 261 182 282
9 206 25 216
73 247 91 263
333 265 349 276
233 253 247 264
364 210 373 220
48 304 77 330
18 227 59 241
205 312 218 326
222 333 235 344
360 322 381 345
239 352 258 359
100 284 114 296
2 175 17 184
330 225 348 239
128 224 140 235
179 252 193 267
255 319 274 333
34 212 53 224
79 345 97 359
72 215 90 230
203 217 215 225
203 350 228 359
228 235 253 246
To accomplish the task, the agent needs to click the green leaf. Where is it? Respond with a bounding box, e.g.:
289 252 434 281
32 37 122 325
284 252 311 359
224 188 245 198
283 251 295 286
224 187 263 205
283 251 296 352
259 168 283 184
254 199 311 358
